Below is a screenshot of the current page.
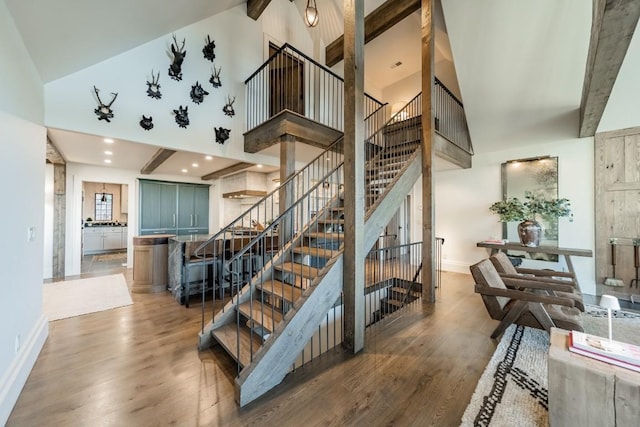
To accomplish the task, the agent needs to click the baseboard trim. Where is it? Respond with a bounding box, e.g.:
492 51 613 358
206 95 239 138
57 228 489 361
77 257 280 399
442 260 472 274
0 314 48 425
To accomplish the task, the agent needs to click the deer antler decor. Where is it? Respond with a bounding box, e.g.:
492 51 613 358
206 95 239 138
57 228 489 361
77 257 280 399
190 81 209 104
146 70 162 99
222 95 235 117
139 115 154 131
202 35 216 62
93 86 118 122
168 34 186 81
173 105 189 128
209 64 222 88
214 127 230 144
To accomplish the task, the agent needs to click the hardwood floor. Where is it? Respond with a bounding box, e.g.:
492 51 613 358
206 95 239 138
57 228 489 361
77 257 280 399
8 270 497 426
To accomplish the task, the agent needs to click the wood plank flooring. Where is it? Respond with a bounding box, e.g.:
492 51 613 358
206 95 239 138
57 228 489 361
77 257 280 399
8 269 497 426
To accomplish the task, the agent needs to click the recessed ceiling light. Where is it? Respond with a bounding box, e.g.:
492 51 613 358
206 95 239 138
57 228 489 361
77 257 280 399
205 155 213 160
181 169 188 173
104 159 112 164
192 163 199 168
257 164 263 168
104 138 114 143
104 150 112 155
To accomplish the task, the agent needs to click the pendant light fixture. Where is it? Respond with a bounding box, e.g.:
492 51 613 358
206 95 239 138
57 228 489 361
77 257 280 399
304 0 319 27
100 183 107 202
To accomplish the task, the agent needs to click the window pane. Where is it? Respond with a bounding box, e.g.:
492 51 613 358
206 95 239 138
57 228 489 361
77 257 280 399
95 193 113 221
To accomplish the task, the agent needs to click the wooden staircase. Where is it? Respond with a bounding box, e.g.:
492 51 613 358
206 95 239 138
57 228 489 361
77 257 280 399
380 280 423 316
199 119 424 407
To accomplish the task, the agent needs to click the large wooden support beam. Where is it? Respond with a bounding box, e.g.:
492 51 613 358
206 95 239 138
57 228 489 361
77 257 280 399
579 0 640 137
421 0 435 303
46 136 65 164
247 0 273 20
326 0 420 67
140 148 176 175
201 162 254 180
53 163 66 278
279 135 296 248
342 0 365 354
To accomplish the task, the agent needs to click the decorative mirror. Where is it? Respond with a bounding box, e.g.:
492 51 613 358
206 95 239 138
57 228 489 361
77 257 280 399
502 156 559 261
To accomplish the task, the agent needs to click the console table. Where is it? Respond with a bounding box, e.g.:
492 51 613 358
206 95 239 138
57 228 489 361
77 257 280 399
477 241 592 291
548 328 640 426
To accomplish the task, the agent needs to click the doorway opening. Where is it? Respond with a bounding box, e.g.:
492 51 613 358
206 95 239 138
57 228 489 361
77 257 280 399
81 181 129 274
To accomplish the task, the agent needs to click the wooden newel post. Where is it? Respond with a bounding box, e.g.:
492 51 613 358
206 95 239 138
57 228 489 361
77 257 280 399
343 0 365 353
421 0 435 303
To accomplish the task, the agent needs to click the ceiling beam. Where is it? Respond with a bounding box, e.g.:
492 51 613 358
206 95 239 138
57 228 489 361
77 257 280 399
46 136 66 164
140 148 176 174
325 0 420 67
201 162 255 180
579 0 640 137
247 0 273 20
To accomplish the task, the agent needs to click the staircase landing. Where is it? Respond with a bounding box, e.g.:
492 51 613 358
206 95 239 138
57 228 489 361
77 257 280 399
244 110 342 153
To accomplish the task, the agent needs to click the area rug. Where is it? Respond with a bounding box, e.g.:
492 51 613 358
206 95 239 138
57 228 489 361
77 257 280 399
43 273 132 321
460 305 640 427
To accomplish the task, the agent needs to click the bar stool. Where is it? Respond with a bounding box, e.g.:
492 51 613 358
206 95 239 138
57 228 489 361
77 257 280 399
183 242 217 308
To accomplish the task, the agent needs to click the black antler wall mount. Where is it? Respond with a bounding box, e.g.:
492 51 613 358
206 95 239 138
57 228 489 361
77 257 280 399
93 86 118 122
202 35 216 62
146 70 162 99
168 34 186 81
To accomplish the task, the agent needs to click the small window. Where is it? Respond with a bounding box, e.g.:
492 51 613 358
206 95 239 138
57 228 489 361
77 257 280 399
95 193 113 221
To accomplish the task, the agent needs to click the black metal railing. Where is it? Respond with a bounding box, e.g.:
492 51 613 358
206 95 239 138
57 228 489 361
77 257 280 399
365 93 423 210
245 43 385 133
434 78 473 154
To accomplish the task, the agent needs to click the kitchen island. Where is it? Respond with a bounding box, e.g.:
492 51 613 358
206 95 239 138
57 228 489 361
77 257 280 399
168 234 216 305
168 233 278 305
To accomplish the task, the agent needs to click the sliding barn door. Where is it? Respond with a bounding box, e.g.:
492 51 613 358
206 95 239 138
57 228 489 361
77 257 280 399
595 127 640 300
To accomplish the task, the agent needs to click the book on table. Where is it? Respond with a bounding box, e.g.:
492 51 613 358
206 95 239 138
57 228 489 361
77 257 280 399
569 331 640 372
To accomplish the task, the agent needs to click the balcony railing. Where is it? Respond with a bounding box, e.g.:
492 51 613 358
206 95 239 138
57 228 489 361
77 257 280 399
435 77 473 154
245 43 385 133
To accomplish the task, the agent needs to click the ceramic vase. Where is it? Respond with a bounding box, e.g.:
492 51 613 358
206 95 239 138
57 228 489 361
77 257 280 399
517 220 542 247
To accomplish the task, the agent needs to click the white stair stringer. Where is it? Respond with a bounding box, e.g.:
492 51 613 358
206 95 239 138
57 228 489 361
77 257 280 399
235 255 344 406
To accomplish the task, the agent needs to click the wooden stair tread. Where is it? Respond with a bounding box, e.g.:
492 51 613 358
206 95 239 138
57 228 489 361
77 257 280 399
292 246 339 258
237 301 283 333
274 261 319 279
306 231 344 240
212 324 262 368
256 280 303 303
383 298 404 308
317 219 344 224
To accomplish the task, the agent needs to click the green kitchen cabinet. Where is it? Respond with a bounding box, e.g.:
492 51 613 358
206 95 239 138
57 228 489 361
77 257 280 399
139 180 177 235
177 184 209 235
140 180 209 236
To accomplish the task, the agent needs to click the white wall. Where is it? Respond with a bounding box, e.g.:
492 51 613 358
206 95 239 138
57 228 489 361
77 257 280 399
430 136 596 295
44 1 312 166
43 164 54 279
0 1 43 124
0 3 48 424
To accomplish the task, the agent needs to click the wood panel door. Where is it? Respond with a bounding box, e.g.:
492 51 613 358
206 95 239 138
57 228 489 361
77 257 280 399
595 128 640 299
269 43 304 117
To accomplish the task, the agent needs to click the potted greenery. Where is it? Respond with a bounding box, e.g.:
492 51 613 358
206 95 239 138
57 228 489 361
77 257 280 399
489 191 573 247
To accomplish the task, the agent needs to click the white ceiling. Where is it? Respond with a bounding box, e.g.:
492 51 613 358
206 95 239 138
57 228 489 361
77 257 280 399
7 0 463 175
48 128 278 178
5 0 246 84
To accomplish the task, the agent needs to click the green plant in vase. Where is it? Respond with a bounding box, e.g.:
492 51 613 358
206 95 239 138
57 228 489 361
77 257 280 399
489 191 572 247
